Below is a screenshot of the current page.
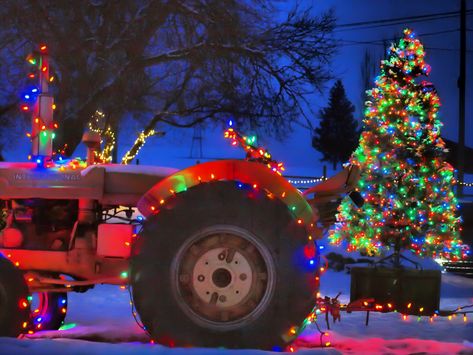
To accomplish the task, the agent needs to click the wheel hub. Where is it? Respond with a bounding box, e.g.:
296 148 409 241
192 247 254 308
212 268 231 288
172 226 275 330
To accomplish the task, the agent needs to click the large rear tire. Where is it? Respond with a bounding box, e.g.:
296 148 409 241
0 256 30 337
131 181 317 349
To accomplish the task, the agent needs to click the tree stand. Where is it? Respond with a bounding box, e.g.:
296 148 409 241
374 237 421 270
349 236 441 318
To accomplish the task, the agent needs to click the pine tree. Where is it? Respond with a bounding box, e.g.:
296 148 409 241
329 29 467 261
312 80 360 170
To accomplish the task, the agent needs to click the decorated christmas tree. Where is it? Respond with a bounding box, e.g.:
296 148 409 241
329 29 467 261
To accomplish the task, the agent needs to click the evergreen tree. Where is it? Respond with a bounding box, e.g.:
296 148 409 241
330 29 467 261
312 80 360 170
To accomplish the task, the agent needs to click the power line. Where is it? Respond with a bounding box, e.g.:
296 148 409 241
335 14 470 32
338 28 459 44
339 39 472 53
337 10 468 28
335 10 473 32
407 28 460 37
338 29 473 53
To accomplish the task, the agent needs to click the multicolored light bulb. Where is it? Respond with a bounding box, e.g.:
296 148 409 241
224 127 285 175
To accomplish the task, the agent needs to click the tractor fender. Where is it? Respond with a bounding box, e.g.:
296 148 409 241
137 159 315 226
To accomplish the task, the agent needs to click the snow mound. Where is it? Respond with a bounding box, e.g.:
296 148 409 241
0 256 471 354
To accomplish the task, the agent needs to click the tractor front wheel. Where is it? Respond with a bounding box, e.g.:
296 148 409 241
29 292 68 331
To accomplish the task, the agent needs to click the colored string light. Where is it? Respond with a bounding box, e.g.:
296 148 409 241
288 176 471 188
22 44 60 167
224 127 285 175
297 292 471 349
459 181 473 187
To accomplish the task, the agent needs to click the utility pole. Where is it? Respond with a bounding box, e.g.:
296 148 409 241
190 124 203 159
457 0 466 197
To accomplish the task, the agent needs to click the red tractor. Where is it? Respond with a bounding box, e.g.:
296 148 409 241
0 47 359 349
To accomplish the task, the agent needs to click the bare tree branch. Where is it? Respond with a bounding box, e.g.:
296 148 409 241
0 1 335 159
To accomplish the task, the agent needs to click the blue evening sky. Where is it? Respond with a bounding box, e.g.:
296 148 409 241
4 0 472 178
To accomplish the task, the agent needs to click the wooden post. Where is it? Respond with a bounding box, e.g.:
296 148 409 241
31 46 54 161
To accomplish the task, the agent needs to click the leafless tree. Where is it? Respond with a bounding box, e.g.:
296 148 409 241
0 0 335 162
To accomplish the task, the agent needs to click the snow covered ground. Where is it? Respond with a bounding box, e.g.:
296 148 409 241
1 265 472 354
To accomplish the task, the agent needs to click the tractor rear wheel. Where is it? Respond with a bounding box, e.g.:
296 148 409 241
0 256 29 337
131 181 317 349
